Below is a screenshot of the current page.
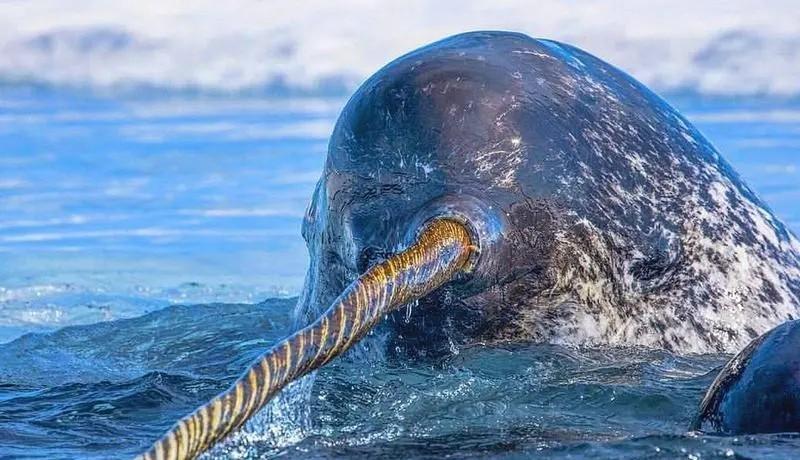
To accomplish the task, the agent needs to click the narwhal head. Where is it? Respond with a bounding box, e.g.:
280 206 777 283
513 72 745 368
142 29 759 459
298 31 568 351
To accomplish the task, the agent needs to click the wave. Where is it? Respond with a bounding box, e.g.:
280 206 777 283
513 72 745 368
0 300 749 459
1 1 799 96
0 299 297 458
0 283 298 344
3 297 800 460
0 299 296 386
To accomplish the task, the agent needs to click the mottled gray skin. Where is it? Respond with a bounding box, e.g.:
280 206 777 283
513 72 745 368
298 31 800 355
692 320 800 434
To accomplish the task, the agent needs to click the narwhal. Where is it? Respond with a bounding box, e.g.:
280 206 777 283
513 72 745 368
693 319 800 434
139 31 800 459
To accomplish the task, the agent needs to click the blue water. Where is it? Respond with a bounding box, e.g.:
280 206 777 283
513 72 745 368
1 87 799 459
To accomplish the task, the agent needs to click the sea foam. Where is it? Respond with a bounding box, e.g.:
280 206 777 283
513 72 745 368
1 0 799 96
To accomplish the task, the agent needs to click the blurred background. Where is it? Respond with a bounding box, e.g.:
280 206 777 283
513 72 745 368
1 0 799 342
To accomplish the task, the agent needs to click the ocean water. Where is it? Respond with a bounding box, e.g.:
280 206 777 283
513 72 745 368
1 87 799 459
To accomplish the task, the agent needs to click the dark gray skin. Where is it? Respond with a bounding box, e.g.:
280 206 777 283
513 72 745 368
692 320 800 434
299 31 800 355
142 31 800 458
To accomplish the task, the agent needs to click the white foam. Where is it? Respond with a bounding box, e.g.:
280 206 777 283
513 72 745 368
1 0 799 96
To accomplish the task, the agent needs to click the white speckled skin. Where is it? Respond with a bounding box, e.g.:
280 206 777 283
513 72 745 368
300 31 800 354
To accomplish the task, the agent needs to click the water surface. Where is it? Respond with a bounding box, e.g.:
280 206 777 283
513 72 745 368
1 89 799 458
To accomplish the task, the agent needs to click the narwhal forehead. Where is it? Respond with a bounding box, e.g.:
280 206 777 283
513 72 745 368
322 30 722 210
325 33 579 191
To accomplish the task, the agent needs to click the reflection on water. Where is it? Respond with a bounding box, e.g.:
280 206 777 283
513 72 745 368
0 89 342 342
